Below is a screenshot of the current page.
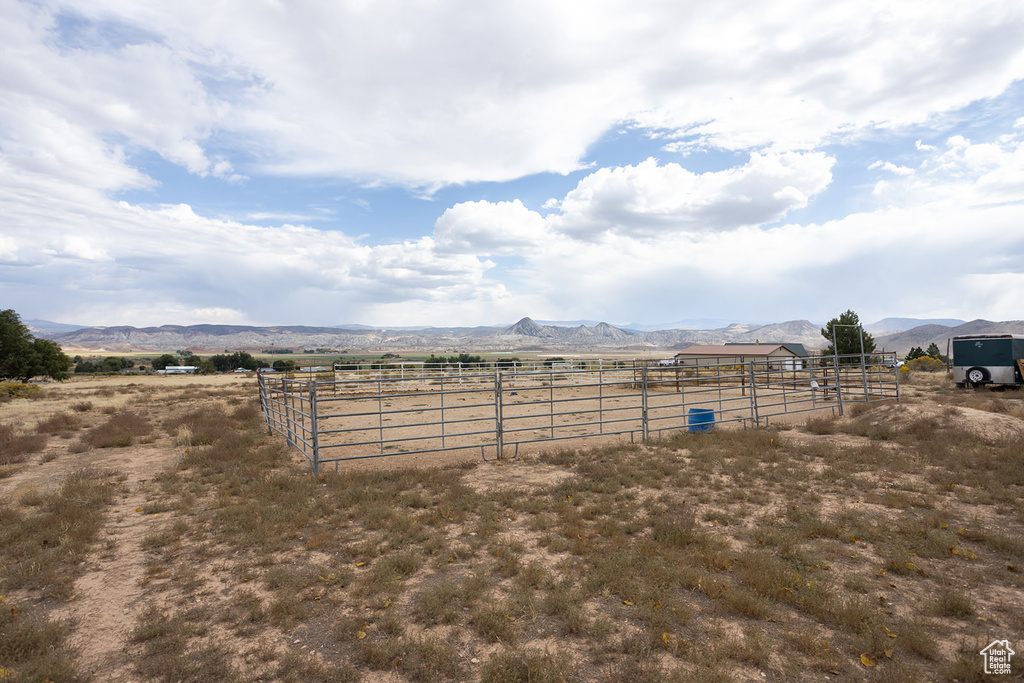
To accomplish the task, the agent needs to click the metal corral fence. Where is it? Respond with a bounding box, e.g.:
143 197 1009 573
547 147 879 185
258 354 900 473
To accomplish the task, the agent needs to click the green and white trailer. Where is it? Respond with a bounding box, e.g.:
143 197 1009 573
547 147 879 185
952 334 1024 388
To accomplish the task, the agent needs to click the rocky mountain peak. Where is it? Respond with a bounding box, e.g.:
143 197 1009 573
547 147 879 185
504 317 552 337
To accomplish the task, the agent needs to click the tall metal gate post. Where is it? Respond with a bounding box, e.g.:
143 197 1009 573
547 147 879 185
439 372 446 450
376 379 384 455
831 353 845 416
284 378 295 447
257 372 271 435
641 367 649 440
309 381 320 475
495 372 504 460
749 361 760 427
859 329 869 401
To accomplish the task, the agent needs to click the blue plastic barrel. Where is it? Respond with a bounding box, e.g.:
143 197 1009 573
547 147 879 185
688 408 715 433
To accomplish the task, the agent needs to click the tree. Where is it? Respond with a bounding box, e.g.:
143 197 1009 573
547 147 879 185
925 343 946 362
0 309 72 381
74 356 134 373
905 346 926 361
210 351 261 372
151 354 178 371
181 354 215 374
820 310 876 362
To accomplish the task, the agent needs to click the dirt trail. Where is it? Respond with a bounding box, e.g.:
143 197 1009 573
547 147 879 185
55 486 158 679
0 448 177 679
25 445 182 679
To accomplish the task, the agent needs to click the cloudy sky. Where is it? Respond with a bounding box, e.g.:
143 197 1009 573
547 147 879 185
2 0 1024 329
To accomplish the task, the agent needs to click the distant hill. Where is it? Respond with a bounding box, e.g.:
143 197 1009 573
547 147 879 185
501 318 635 343
875 319 1024 356
716 320 821 342
866 317 967 334
504 317 556 338
624 318 748 331
25 318 88 336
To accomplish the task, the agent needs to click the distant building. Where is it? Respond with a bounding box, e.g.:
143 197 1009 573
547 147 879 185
158 366 198 374
674 344 801 370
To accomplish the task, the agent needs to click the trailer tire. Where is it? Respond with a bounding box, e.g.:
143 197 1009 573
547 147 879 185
966 367 988 384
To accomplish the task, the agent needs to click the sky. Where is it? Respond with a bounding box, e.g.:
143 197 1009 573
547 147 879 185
2 0 1024 329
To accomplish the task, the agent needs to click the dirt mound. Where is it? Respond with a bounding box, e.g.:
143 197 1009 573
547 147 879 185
851 402 1024 443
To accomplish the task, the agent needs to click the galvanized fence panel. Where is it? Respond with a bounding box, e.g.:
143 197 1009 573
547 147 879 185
496 367 646 456
644 363 761 438
258 371 318 470
259 353 900 471
311 372 501 469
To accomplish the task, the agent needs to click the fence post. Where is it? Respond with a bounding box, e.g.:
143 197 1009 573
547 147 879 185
894 361 901 402
377 379 384 455
549 369 555 438
309 381 320 475
257 372 271 435
284 379 294 447
641 366 649 440
859 332 869 401
440 372 446 450
831 353 845 416
495 372 504 460
749 361 760 427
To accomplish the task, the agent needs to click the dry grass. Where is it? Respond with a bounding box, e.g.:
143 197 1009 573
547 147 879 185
0 467 123 681
0 423 47 469
0 468 123 598
77 411 153 449
34 410 84 435
0 374 1022 681
0 599 82 682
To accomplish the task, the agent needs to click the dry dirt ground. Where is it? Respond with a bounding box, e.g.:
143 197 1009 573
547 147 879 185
1 372 1023 682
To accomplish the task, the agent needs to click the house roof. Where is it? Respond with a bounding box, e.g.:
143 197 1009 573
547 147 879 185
726 341 810 357
675 344 796 357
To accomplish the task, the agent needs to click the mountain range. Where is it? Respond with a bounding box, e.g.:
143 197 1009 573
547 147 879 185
871 319 1024 355
28 316 1023 356
34 317 819 354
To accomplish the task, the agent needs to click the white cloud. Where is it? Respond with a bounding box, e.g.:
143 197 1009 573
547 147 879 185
433 200 549 255
4 1 1022 189
509 201 1024 324
869 161 914 176
0 5 225 187
0 172 502 325
875 129 1024 206
958 273 1024 320
549 153 834 239
0 106 154 194
9 115 1021 327
2 137 1023 327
